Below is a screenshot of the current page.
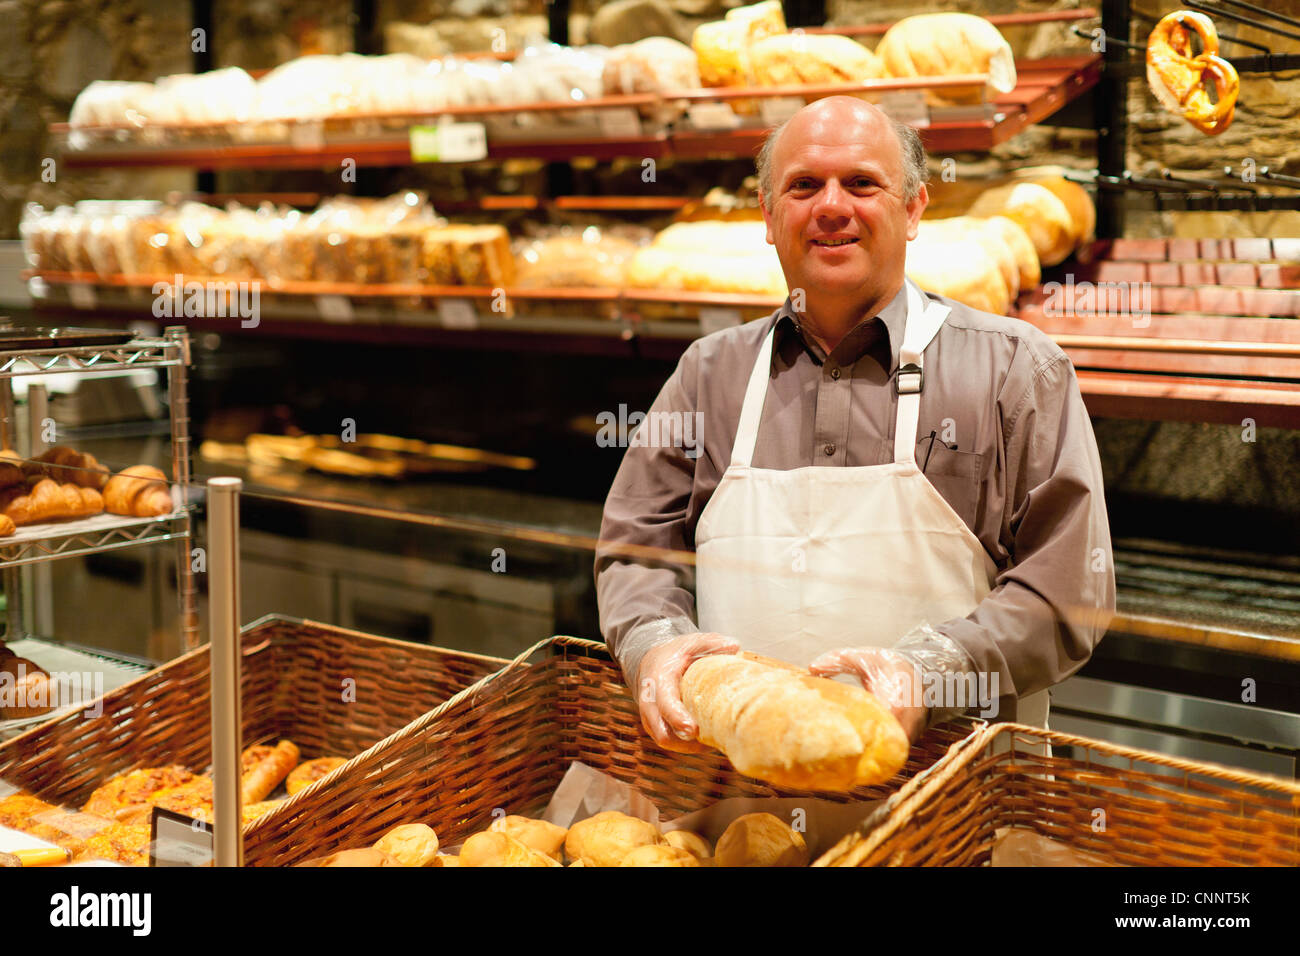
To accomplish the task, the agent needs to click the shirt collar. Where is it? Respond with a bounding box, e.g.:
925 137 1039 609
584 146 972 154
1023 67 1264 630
774 281 910 373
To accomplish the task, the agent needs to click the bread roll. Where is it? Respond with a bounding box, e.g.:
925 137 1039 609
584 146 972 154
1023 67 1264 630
619 844 701 867
433 853 461 867
664 829 713 860
297 847 399 867
460 831 562 867
681 653 909 792
750 34 884 87
373 823 440 866
714 812 809 867
1020 175 1095 250
876 13 1016 103
967 182 1075 266
488 815 567 862
564 811 665 867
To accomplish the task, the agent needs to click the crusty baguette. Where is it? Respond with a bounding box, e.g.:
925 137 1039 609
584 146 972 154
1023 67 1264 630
680 653 909 792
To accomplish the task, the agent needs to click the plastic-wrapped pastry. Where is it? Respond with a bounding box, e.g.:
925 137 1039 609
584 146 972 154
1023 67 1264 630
68 80 156 127
603 37 701 95
513 228 644 288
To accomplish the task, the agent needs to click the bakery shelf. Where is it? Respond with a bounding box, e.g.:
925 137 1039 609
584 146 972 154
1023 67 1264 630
0 510 189 571
48 56 1101 170
0 333 185 379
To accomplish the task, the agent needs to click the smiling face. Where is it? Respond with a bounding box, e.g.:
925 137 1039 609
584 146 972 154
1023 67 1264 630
759 97 928 319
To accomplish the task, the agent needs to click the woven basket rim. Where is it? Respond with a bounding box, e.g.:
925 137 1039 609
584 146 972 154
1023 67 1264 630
242 633 590 838
818 719 1300 866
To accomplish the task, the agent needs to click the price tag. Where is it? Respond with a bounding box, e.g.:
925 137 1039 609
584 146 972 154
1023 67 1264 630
437 297 480 330
597 107 642 138
150 807 213 867
410 121 488 163
699 307 744 336
879 91 930 129
289 120 325 151
315 294 354 323
67 283 97 310
687 103 741 131
759 97 804 127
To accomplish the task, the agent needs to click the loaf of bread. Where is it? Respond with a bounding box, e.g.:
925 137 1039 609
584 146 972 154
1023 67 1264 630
564 811 665 867
373 823 440 866
966 181 1076 267
876 13 1017 104
750 33 884 87
102 465 172 518
906 234 1012 315
460 830 562 867
680 653 909 791
1018 174 1096 251
917 216 1020 300
980 214 1041 290
714 812 809 867
487 815 568 862
692 0 786 89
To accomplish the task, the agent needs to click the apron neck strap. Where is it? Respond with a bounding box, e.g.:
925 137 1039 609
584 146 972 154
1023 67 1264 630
730 282 952 469
731 324 776 468
893 281 951 465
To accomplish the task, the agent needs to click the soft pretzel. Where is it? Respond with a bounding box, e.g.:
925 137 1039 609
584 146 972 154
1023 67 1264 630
1146 11 1238 135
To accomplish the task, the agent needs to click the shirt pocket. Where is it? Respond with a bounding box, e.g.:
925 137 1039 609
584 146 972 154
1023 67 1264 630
917 443 984 532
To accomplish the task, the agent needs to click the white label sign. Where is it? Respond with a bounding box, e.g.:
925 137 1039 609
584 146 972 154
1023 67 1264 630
880 91 930 128
67 283 97 310
410 122 488 163
687 103 741 131
597 107 642 138
315 294 354 323
759 97 804 127
437 298 479 329
699 307 744 335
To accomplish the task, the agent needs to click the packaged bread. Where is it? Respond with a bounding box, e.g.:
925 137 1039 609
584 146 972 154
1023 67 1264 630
564 811 665 867
603 37 701 95
713 812 809 867
876 13 1016 104
619 844 701 867
459 831 562 867
487 815 567 862
513 232 642 289
373 823 440 866
681 653 909 792
966 181 1075 266
446 224 516 287
750 34 884 87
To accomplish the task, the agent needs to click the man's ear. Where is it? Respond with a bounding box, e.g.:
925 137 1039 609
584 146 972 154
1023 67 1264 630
759 192 775 245
905 183 929 241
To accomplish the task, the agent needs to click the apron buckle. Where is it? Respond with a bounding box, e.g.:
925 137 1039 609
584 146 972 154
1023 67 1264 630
896 363 924 395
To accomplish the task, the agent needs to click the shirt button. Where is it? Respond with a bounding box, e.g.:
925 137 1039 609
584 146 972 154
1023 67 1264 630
830 367 841 380
824 443 836 456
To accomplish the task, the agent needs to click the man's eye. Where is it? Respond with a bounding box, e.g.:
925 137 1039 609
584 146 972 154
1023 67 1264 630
850 178 875 189
789 179 815 190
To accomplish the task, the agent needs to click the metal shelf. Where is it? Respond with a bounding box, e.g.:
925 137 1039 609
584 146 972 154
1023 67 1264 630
0 510 191 570
0 637 149 741
0 336 185 379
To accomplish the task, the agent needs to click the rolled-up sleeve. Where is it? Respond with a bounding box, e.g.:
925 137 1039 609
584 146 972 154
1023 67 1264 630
934 350 1116 721
594 342 705 689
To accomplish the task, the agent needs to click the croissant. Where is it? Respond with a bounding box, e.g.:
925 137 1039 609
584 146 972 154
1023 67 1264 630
1146 11 1238 136
33 446 111 489
0 478 101 525
0 514 14 537
103 465 172 517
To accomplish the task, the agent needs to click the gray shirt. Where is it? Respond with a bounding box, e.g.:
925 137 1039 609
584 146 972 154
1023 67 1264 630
594 283 1116 721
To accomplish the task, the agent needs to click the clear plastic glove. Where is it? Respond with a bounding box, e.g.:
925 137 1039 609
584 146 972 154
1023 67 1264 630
809 625 980 744
635 632 740 754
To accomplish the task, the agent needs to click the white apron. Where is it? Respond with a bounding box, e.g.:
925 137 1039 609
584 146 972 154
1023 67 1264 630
695 280 1049 730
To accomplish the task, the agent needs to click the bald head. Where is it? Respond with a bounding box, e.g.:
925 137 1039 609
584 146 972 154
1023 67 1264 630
756 97 927 204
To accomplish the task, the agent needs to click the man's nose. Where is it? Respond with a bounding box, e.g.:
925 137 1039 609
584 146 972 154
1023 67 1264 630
811 179 852 219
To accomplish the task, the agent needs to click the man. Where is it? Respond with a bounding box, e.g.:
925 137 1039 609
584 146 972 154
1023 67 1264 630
595 96 1115 753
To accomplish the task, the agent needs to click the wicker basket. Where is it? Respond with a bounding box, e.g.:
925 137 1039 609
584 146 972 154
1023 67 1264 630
816 722 1300 867
243 635 980 865
0 614 507 858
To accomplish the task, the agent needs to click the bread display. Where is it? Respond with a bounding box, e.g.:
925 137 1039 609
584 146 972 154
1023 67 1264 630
875 13 1017 104
750 33 884 88
286 756 347 795
680 653 910 792
487 814 568 862
1146 10 1238 135
102 465 172 518
373 823 441 866
713 812 810 867
564 810 666 867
